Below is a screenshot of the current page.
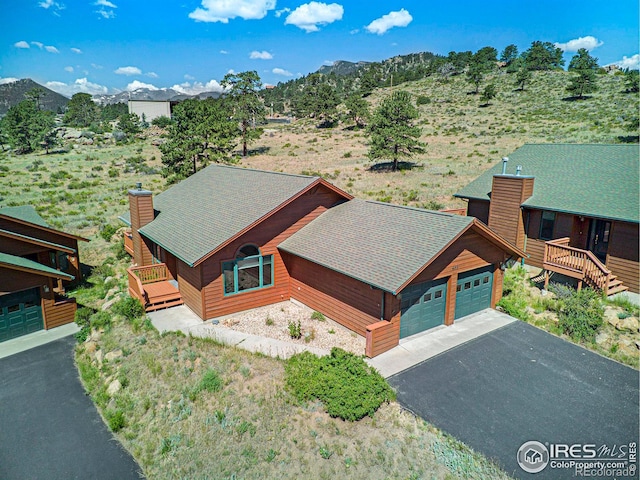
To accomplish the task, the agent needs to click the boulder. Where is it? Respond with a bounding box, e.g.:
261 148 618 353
104 349 123 362
101 296 120 311
595 332 609 345
95 349 103 365
604 309 620 328
107 379 121 396
84 341 97 354
63 129 82 139
615 317 639 333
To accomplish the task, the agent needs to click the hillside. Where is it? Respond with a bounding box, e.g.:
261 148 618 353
0 78 69 115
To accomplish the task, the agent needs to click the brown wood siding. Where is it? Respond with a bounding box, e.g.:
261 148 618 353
0 217 78 251
0 267 48 294
199 187 344 320
608 222 639 262
0 236 49 257
285 254 382 338
570 216 590 250
129 192 154 266
524 238 546 267
42 293 76 329
555 213 573 238
491 264 504 307
606 256 639 293
177 259 203 318
487 176 533 250
467 199 490 224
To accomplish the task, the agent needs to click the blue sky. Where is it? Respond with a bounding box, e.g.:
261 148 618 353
1 0 638 97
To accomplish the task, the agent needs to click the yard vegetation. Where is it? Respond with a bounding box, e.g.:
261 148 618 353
0 62 637 479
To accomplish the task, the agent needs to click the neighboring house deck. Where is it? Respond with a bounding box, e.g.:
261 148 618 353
455 144 639 294
0 206 88 342
122 164 524 357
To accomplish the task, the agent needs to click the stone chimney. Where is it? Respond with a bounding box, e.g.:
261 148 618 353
128 183 154 266
487 167 534 250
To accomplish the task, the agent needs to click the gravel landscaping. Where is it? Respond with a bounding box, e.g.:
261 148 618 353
218 300 366 355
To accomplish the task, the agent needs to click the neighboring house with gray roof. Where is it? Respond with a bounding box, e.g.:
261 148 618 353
455 144 639 294
0 205 87 343
123 164 524 357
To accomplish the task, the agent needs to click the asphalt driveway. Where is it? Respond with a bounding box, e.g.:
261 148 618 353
388 321 639 480
0 336 143 480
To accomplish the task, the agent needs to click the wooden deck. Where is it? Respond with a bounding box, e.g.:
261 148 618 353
127 263 183 312
542 238 627 296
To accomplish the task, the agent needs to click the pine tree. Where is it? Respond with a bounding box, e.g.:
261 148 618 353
566 48 599 99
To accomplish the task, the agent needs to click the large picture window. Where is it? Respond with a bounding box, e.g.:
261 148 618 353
223 244 273 295
539 211 556 240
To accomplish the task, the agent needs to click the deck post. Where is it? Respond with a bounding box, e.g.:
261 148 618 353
577 280 582 291
544 270 549 290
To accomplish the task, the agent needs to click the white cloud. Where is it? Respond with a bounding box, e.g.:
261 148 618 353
609 53 640 70
146 71 158 78
96 8 116 19
64 66 74 72
220 50 229 54
189 0 276 23
227 69 236 75
14 41 30 49
95 0 117 7
272 67 293 76
31 41 44 49
171 80 223 95
39 0 65 12
0 77 19 85
285 2 343 32
71 47 82 54
554 36 603 52
365 9 412 35
45 77 109 97
126 80 158 91
275 7 290 18
250 50 273 59
45 45 60 53
349 28 359 34
323 60 334 66
184 74 196 80
115 66 142 75
91 63 103 69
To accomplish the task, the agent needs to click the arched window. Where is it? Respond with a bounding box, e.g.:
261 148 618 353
222 244 273 295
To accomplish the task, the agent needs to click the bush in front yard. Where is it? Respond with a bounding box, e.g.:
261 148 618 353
112 296 145 321
285 348 395 421
557 288 604 343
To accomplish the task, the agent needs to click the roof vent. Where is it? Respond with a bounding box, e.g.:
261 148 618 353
136 182 142 190
501 157 509 175
515 165 522 176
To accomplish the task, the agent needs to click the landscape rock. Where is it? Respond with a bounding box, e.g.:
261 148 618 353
101 296 120 311
95 349 103 365
604 309 620 328
615 317 639 333
63 129 83 139
635 341 640 350
104 349 123 362
107 379 121 396
84 341 97 354
594 332 609 345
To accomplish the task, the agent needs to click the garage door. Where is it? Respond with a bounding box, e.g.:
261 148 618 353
0 288 43 342
400 279 447 339
455 266 493 319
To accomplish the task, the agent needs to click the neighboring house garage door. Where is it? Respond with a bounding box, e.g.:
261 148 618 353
455 266 493 319
400 279 447 339
0 288 43 343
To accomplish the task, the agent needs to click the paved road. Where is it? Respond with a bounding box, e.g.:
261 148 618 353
389 322 639 480
0 336 143 480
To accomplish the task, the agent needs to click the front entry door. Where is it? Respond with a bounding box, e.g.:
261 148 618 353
587 220 611 263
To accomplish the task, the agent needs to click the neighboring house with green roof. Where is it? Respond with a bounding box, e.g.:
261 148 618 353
0 205 88 342
124 164 524 357
455 144 639 294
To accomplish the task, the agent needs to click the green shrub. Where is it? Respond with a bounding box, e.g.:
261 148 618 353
151 115 172 128
197 369 223 393
285 348 395 421
90 311 112 329
100 224 119 242
311 311 325 322
112 297 145 321
74 307 93 342
106 409 126 432
288 319 302 339
497 294 530 321
416 95 431 105
557 288 604 342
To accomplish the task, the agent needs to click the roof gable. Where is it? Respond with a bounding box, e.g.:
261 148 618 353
455 144 639 223
279 199 475 294
137 165 350 266
0 205 50 228
0 252 74 280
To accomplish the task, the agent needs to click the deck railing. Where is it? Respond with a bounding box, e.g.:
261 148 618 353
124 230 134 256
129 263 169 284
543 238 611 293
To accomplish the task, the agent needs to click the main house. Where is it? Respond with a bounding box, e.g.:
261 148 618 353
0 206 86 342
455 144 639 294
122 165 524 357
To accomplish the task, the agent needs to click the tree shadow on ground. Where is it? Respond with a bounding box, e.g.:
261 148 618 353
246 146 271 156
561 95 592 102
368 161 421 172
